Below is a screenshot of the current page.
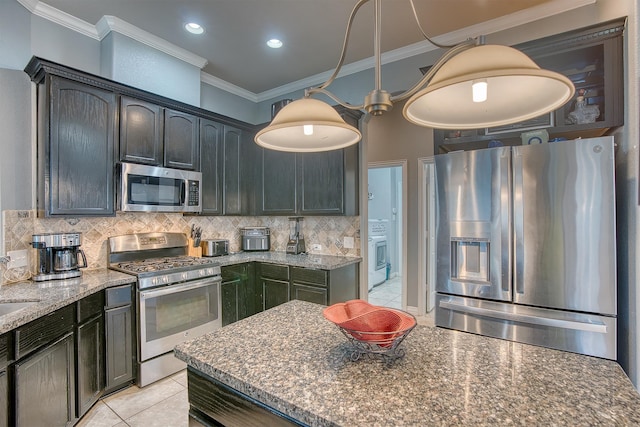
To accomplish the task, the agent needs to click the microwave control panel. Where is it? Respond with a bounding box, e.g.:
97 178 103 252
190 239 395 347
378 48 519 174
188 180 200 206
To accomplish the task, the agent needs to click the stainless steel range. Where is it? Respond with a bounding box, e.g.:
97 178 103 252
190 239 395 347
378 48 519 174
108 232 222 387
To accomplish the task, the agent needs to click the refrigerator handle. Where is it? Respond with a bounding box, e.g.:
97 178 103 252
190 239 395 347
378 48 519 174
500 152 511 294
439 299 608 333
512 150 525 295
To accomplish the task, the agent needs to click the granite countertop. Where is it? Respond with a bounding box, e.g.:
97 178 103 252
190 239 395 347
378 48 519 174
207 251 361 270
175 300 640 427
0 269 135 334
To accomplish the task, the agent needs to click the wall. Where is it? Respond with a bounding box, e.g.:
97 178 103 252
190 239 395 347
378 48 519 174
101 32 201 106
0 210 360 284
366 99 433 306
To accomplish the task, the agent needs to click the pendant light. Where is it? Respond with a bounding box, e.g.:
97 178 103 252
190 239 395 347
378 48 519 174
255 0 574 152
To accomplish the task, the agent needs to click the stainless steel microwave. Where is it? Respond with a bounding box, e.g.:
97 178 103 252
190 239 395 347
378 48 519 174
117 162 202 213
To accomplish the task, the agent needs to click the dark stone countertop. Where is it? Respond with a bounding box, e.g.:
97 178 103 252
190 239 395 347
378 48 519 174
204 251 361 270
0 269 136 334
175 300 640 427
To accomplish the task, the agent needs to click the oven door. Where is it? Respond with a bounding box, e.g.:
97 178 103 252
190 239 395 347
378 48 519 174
138 276 221 361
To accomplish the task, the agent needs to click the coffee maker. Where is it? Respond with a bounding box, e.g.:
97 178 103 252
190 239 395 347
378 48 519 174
286 217 306 255
32 232 87 282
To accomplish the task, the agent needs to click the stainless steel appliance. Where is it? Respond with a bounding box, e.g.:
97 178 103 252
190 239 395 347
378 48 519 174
435 136 617 359
117 162 202 213
108 232 222 386
201 239 229 257
32 232 87 281
241 227 270 251
286 217 306 254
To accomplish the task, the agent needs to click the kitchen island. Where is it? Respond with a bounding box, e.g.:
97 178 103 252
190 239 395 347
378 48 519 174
175 300 640 426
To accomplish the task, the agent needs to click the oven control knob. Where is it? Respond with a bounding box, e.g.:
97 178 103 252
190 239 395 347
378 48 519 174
162 276 169 284
199 269 206 277
207 268 214 275
151 277 158 286
181 272 188 281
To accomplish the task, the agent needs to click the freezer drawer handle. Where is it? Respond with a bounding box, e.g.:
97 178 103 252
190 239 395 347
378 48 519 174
439 299 608 333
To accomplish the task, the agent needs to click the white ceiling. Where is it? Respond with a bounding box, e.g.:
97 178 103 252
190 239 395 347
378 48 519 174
28 0 592 99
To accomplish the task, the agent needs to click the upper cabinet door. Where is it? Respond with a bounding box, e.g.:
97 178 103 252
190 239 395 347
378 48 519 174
200 119 223 214
298 150 345 215
257 148 297 215
48 77 117 216
164 109 199 170
119 96 164 166
222 126 243 215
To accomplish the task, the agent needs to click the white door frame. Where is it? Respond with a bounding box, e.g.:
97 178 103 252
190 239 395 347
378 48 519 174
366 160 408 309
418 156 436 314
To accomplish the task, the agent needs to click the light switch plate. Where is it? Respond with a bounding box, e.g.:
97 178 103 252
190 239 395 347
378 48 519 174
7 249 28 269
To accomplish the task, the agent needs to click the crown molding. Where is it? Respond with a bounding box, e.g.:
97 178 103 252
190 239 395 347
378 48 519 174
17 0 99 39
96 16 208 69
201 72 258 102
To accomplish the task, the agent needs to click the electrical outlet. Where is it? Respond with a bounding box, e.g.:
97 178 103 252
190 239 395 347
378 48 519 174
343 236 355 249
310 244 322 251
7 249 28 269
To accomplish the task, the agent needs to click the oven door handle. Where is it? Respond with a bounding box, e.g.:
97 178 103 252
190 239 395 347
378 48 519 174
140 277 221 299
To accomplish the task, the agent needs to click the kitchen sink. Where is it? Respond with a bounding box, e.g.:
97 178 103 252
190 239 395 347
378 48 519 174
0 301 38 317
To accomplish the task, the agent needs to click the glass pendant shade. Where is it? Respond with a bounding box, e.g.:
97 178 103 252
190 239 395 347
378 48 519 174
255 98 362 152
403 44 575 129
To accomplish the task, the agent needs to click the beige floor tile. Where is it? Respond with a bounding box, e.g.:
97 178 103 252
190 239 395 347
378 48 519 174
124 389 191 427
170 369 188 387
102 377 185 420
76 401 123 427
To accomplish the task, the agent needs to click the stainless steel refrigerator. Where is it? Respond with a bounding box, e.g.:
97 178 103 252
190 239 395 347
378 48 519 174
434 136 616 359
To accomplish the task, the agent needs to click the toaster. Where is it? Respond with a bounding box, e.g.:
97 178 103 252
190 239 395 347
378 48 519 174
200 239 229 257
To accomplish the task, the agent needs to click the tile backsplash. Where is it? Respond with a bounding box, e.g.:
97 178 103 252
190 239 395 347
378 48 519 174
1 210 360 283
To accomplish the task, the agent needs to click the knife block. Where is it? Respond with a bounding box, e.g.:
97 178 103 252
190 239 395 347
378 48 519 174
188 238 202 257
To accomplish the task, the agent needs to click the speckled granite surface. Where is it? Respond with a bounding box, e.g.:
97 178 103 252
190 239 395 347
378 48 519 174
208 251 361 270
0 269 135 334
175 300 640 427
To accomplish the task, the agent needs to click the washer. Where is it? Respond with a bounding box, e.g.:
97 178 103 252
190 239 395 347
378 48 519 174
368 220 388 289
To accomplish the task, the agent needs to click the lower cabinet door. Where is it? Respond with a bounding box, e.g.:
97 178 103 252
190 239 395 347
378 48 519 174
292 284 328 305
0 370 7 427
262 279 289 311
77 315 104 417
15 332 75 427
105 305 134 392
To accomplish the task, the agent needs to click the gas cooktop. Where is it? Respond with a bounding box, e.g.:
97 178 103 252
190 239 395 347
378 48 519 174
111 256 219 274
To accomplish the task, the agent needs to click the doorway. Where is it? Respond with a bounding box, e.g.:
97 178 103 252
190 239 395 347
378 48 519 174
367 162 406 309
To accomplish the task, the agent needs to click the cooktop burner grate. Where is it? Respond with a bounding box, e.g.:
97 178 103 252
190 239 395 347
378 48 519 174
112 256 218 274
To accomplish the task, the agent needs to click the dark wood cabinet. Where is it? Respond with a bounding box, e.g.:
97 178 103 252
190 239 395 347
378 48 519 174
200 123 251 215
221 263 258 326
104 285 135 393
434 20 625 154
76 291 105 417
291 264 359 306
0 333 9 427
222 126 244 215
257 263 290 311
42 76 117 216
120 98 199 171
200 119 223 214
164 109 199 170
77 314 104 417
119 96 164 165
14 332 75 427
255 106 360 216
256 149 297 215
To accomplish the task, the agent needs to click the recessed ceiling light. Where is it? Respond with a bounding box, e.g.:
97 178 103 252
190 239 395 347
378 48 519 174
185 23 204 35
267 39 283 49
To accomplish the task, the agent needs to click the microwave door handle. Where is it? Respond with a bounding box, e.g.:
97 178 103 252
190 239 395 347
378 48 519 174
180 181 186 205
